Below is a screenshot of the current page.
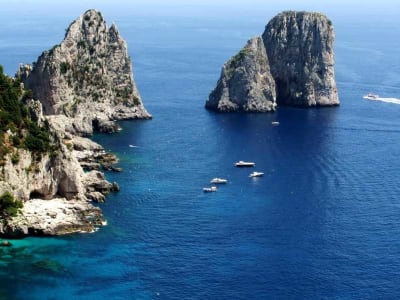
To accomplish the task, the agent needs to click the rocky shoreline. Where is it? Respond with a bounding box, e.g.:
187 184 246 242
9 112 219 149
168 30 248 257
0 112 125 237
0 9 151 237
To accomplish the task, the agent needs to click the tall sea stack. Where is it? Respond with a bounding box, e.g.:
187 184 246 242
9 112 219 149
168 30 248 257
205 11 339 111
18 9 151 135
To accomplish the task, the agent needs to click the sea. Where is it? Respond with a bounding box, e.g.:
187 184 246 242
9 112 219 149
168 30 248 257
1 1 400 299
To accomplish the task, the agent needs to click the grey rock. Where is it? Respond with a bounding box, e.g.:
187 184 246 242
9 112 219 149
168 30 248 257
206 11 339 111
17 9 151 136
206 37 276 112
92 118 121 134
262 11 339 107
25 99 44 124
0 10 143 237
86 191 106 203
83 171 119 195
2 198 105 237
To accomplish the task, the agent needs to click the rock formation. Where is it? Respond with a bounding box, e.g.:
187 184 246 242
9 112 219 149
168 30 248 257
205 37 276 112
17 9 151 136
206 11 339 111
0 9 150 237
2 198 105 237
263 11 339 107
0 112 121 237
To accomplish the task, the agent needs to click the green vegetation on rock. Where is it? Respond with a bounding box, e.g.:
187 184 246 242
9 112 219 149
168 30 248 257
0 192 23 217
0 64 54 162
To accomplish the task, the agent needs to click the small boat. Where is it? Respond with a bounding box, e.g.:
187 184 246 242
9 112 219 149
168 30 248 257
363 93 379 100
271 121 280 125
249 171 264 178
203 186 217 192
235 161 255 167
210 178 228 184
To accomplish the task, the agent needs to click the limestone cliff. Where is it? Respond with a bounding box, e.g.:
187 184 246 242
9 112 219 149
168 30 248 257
263 11 339 107
205 37 276 112
17 9 151 136
0 105 118 236
0 9 149 237
206 11 339 111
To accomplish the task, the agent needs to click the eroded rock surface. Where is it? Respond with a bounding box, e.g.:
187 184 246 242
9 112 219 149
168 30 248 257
17 9 151 136
262 11 339 107
206 11 339 111
206 37 276 112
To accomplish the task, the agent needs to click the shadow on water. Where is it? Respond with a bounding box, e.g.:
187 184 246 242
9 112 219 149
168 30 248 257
197 107 347 296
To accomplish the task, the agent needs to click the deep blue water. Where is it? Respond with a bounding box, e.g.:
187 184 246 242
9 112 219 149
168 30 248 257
1 2 400 299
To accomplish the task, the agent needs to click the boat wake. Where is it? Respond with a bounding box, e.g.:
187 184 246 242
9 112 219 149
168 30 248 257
364 94 400 104
372 97 400 105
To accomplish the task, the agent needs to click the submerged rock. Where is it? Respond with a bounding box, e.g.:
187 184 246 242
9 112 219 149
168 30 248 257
0 240 12 247
206 11 339 111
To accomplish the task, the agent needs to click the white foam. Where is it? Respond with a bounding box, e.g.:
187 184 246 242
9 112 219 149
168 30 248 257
366 97 400 105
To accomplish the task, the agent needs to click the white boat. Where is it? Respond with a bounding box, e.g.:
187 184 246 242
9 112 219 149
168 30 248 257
363 93 379 100
249 171 264 178
235 161 255 167
210 178 228 184
271 121 280 125
203 186 217 192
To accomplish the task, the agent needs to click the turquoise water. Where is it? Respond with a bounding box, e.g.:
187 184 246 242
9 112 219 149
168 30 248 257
1 2 400 299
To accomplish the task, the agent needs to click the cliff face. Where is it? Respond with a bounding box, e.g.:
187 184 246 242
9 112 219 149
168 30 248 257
206 11 339 111
263 11 339 107
18 9 151 136
0 106 119 237
205 37 276 112
0 9 149 237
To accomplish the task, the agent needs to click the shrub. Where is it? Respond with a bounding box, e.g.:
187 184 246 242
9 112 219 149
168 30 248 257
0 192 23 217
77 40 86 49
60 62 70 74
0 65 53 156
23 89 33 101
11 153 20 164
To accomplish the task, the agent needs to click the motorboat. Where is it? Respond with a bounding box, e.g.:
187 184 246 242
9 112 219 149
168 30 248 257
203 186 217 192
210 178 228 184
235 161 255 167
271 121 280 125
363 93 379 100
249 171 264 178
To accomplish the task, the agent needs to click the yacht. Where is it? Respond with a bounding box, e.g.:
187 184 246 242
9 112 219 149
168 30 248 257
203 186 217 192
210 178 228 184
249 171 264 178
363 93 379 100
235 161 255 167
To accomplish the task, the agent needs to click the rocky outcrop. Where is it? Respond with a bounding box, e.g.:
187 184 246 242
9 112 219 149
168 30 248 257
0 107 123 236
1 198 105 237
0 145 84 202
263 11 339 107
17 9 151 136
205 37 276 112
206 11 339 111
0 9 150 237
